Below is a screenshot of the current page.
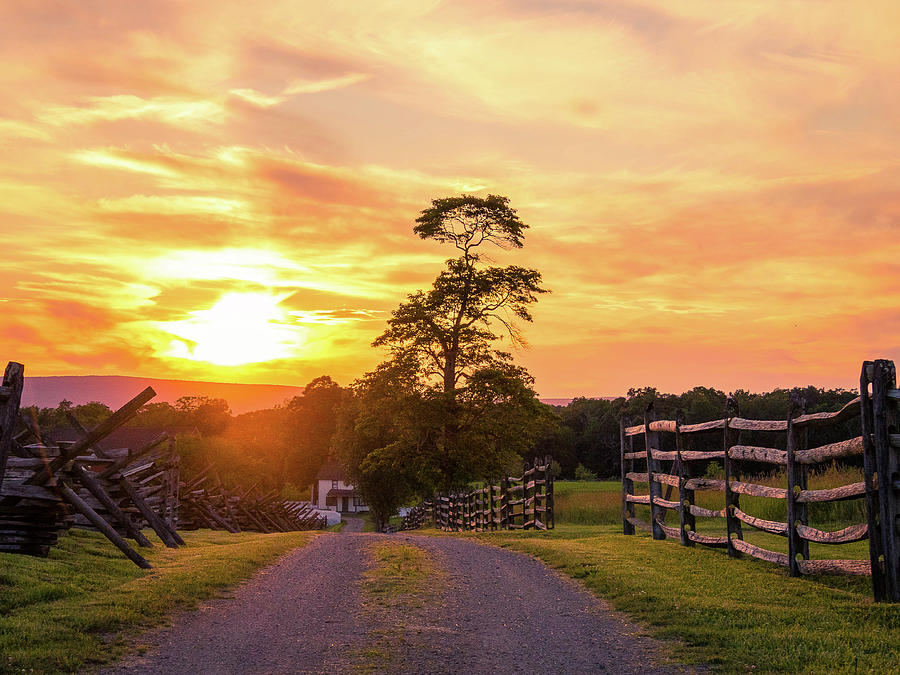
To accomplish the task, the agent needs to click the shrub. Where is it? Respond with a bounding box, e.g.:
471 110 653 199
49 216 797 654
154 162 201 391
574 464 597 481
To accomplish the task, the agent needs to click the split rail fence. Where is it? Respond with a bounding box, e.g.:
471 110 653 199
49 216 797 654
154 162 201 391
0 360 325 570
621 359 899 602
431 456 555 531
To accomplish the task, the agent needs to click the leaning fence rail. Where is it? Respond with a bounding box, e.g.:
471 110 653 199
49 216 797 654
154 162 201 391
427 456 554 532
621 358 899 602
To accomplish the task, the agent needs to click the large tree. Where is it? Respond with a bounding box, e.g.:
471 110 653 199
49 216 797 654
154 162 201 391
337 195 551 512
373 194 546 397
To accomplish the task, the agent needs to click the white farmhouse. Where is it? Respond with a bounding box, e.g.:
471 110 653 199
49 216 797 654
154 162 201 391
312 459 368 513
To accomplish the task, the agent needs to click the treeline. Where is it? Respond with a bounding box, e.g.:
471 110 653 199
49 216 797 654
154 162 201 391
22 376 346 497
539 385 859 480
24 379 861 503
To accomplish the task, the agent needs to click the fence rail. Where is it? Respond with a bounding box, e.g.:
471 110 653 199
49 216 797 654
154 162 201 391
0 360 325 569
621 358 899 602
428 456 555 532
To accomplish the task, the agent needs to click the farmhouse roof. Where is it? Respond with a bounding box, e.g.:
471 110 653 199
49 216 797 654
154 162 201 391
326 488 355 497
316 458 347 481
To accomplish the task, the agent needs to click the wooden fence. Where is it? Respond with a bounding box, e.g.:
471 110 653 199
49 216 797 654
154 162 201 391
431 456 555 531
621 359 899 602
179 468 326 533
0 360 324 569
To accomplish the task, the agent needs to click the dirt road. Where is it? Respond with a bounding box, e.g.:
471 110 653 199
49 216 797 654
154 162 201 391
341 516 365 533
106 533 687 674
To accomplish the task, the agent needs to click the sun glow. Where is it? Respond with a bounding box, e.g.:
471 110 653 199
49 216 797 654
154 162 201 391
158 292 307 366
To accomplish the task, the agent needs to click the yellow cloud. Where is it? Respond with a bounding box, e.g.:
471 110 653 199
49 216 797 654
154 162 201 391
283 72 369 95
39 95 226 128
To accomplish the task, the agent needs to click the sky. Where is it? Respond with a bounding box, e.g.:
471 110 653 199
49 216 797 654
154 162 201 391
0 1 898 398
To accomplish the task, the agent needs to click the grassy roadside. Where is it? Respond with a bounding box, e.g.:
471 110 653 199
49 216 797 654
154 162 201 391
414 478 896 672
0 528 317 674
483 526 899 673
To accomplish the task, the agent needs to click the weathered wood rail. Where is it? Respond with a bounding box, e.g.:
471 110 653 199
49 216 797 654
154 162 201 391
621 359 900 602
0 360 325 569
178 468 326 533
428 456 555 532
1 375 178 567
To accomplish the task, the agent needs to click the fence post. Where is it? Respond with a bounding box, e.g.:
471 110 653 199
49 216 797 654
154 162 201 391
860 361 885 599
872 360 899 601
546 454 555 530
676 411 694 546
723 397 743 558
497 476 509 530
786 397 809 577
479 486 486 531
621 417 635 535
450 494 457 532
644 406 664 540
0 362 25 481
488 481 494 531
531 457 538 529
522 459 531 530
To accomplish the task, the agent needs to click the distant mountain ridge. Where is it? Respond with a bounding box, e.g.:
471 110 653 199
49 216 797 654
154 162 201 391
22 375 306 415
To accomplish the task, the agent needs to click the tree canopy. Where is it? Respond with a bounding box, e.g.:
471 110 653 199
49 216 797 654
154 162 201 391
374 194 547 395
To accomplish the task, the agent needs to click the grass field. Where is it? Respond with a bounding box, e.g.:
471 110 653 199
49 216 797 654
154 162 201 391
442 477 896 673
557 467 867 530
0 528 316 674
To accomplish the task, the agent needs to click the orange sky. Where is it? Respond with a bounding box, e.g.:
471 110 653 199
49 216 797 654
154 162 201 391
1 1 898 398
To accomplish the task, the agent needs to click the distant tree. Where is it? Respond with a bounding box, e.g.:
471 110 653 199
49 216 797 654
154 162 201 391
283 375 346 487
174 396 231 436
219 407 291 489
22 399 113 433
334 357 429 530
129 402 180 428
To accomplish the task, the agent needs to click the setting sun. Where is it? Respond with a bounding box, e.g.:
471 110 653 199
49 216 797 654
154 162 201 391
158 292 306 366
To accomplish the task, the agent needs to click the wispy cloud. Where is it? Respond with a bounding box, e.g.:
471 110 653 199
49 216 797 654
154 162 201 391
39 95 226 128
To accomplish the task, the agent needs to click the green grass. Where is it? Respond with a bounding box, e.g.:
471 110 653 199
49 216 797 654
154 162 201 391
477 525 898 673
353 511 378 533
361 540 436 604
560 466 867 529
0 528 317 674
352 540 442 673
328 520 347 532
554 479 623 525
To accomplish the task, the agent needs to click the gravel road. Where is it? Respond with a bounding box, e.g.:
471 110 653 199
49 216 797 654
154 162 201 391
105 532 690 674
341 516 364 533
